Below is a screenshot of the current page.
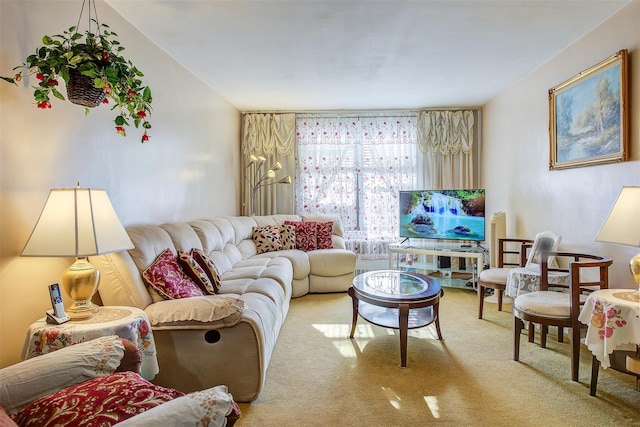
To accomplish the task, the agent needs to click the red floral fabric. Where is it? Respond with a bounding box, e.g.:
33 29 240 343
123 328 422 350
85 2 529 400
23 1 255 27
315 221 334 249
13 372 184 427
252 225 283 254
192 248 222 293
285 221 318 251
177 250 216 295
279 224 296 250
142 249 204 299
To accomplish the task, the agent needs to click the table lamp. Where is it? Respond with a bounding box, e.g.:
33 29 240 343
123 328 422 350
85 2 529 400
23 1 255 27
595 186 640 301
22 187 134 318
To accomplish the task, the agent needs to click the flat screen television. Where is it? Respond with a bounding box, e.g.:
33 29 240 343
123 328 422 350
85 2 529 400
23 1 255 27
399 189 486 242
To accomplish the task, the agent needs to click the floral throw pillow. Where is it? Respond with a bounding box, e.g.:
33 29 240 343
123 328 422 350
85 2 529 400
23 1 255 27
279 224 296 250
177 250 216 295
13 372 184 427
316 221 334 249
142 248 204 299
191 248 222 293
252 225 283 254
285 221 318 251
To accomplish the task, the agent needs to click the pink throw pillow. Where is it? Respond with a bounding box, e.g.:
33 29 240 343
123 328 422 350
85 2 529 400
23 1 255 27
316 221 334 249
285 221 318 251
142 249 204 299
14 372 184 426
177 250 216 295
192 248 222 293
252 225 283 254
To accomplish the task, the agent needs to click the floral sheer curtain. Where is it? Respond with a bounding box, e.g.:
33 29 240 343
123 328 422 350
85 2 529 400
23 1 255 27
296 113 418 259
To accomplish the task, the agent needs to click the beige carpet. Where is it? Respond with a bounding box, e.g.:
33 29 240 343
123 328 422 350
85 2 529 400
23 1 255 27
236 288 640 426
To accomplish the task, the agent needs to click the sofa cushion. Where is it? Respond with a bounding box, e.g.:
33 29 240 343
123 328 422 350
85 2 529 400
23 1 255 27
13 372 183 426
285 221 318 251
307 248 357 276
177 250 216 295
315 221 334 249
143 296 245 327
142 249 204 299
252 225 283 254
279 224 296 250
0 336 125 414
192 248 222 293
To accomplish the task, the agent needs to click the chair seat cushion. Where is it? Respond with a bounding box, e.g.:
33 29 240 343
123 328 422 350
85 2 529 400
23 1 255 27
478 268 510 285
514 291 587 318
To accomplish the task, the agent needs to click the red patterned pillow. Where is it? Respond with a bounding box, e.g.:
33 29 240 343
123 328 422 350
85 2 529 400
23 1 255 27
142 249 204 299
316 221 334 249
279 224 296 250
192 248 222 293
285 221 318 251
13 372 184 426
177 250 216 295
252 225 282 254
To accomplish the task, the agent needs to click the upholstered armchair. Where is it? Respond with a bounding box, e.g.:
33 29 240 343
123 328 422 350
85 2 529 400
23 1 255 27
0 336 240 426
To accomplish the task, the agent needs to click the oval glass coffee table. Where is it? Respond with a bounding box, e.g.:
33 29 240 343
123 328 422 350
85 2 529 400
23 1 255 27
348 270 443 367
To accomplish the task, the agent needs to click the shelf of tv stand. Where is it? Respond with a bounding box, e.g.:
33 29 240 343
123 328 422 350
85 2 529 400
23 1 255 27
388 243 485 290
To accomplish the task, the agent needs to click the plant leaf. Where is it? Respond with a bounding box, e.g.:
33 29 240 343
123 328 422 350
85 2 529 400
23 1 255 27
0 76 17 85
51 87 65 100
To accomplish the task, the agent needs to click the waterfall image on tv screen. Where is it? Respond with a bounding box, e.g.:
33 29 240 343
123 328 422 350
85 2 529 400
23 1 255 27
399 189 486 242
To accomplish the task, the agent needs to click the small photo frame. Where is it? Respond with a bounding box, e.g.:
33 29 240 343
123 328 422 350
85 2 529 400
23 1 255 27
549 49 629 170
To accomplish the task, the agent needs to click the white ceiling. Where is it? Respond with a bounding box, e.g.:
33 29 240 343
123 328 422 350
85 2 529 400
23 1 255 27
105 0 629 112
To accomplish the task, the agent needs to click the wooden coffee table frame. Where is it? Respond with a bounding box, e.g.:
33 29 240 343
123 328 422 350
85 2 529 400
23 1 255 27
348 271 443 367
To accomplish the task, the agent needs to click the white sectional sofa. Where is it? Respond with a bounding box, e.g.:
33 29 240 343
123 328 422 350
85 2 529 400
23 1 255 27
94 214 356 402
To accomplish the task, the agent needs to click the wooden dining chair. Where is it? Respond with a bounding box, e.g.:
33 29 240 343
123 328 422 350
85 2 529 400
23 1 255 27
477 237 532 319
513 251 613 381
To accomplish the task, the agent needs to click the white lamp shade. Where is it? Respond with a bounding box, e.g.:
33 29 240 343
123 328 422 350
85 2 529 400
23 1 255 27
22 188 134 257
595 186 640 247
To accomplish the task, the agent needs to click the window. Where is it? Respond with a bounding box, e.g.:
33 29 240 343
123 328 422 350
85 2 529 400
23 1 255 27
296 113 419 259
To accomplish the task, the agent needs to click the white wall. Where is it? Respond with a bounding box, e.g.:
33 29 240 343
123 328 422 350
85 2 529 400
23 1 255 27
482 0 640 289
0 1 240 367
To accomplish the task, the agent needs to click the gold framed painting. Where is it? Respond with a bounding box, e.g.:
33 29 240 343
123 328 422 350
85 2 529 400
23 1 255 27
549 49 629 170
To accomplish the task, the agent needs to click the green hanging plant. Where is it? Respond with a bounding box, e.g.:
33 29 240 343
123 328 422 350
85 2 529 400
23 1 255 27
1 21 152 143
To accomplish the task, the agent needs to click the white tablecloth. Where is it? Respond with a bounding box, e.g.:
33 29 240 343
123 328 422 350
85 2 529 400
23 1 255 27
578 289 640 369
505 267 569 298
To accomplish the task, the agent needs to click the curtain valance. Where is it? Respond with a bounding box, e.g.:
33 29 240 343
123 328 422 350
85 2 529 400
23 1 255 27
417 110 475 155
242 113 295 156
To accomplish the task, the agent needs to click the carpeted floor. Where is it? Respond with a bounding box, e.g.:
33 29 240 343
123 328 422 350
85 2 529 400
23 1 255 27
236 287 640 426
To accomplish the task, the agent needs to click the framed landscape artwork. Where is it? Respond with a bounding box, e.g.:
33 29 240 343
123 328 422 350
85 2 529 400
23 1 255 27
549 49 629 170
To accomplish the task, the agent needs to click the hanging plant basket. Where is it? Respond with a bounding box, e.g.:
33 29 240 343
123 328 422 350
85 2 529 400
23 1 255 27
67 69 106 108
0 0 152 143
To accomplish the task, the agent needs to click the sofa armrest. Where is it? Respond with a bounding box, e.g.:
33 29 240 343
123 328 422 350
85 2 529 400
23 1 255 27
0 336 132 414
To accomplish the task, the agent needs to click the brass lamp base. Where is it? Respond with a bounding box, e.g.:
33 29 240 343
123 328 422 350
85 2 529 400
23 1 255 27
62 257 100 319
629 251 640 302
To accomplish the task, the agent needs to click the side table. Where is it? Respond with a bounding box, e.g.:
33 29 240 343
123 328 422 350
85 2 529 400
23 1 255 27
578 288 640 395
21 306 159 380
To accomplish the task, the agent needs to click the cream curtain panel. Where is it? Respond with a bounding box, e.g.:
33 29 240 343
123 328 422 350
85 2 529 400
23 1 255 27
241 113 296 216
417 110 477 189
